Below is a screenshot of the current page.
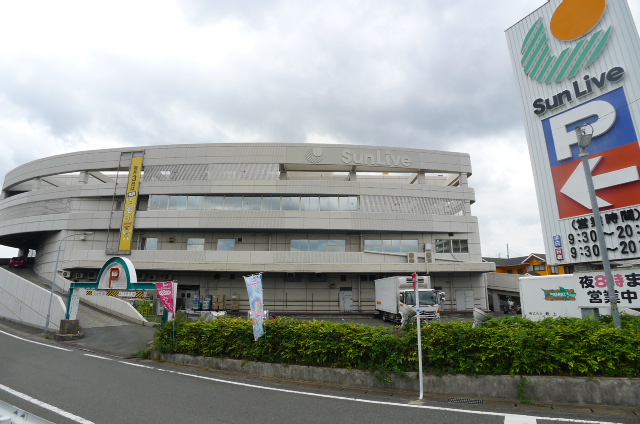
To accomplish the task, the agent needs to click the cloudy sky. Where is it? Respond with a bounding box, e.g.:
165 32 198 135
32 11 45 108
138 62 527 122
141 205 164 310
1 0 640 259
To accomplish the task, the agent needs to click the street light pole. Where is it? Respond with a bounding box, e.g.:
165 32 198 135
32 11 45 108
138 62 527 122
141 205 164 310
44 232 93 333
575 125 622 328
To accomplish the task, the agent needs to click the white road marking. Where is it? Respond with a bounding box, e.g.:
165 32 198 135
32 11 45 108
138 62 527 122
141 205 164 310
84 354 113 360
120 361 624 424
505 414 538 424
0 329 71 351
0 384 94 424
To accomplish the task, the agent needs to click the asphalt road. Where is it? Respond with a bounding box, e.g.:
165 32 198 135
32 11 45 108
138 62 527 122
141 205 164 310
1 322 637 424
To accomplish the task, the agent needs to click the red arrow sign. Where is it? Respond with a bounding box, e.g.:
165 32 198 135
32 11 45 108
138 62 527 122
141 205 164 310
553 143 640 219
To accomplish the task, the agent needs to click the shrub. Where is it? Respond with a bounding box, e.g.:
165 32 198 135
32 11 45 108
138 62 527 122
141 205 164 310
154 314 640 377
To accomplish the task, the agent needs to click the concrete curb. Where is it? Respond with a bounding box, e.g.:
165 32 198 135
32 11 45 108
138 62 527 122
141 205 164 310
157 353 640 407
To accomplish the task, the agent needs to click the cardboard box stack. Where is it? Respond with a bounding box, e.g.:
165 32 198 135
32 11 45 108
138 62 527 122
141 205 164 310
213 294 226 311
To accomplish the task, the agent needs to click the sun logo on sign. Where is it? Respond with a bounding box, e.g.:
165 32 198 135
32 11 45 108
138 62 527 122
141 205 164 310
521 0 610 84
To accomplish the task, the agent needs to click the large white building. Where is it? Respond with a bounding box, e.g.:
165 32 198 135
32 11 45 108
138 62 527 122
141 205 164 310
0 143 493 314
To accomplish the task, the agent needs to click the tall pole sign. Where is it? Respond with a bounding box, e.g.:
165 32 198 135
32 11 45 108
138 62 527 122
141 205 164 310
506 0 640 267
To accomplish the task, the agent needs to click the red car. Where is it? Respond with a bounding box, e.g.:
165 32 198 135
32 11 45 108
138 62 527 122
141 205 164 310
8 257 27 268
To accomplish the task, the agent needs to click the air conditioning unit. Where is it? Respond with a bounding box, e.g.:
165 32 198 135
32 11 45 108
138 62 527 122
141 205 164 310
148 274 157 281
425 252 433 263
163 273 173 281
407 252 417 263
62 271 71 278
74 272 85 279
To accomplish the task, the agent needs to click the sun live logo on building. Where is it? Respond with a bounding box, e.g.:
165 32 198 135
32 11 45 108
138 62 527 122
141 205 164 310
341 149 411 167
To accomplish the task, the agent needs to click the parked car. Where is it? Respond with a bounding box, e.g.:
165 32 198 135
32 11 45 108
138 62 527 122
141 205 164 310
8 257 27 268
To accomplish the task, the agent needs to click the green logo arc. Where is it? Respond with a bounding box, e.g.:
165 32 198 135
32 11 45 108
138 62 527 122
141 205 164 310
521 17 611 84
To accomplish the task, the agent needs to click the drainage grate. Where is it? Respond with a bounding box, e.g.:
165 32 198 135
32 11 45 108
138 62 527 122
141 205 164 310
448 397 483 405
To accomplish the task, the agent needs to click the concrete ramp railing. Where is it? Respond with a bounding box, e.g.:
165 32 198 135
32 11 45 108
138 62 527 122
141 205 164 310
0 268 65 331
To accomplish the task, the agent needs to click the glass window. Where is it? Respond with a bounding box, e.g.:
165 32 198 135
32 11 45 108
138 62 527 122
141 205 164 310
347 196 358 211
263 196 281 210
143 238 158 250
149 196 160 210
243 196 262 210
187 238 205 251
400 240 419 253
364 240 383 252
316 240 327 251
150 195 169 210
291 240 303 251
452 239 469 253
217 238 235 251
309 240 319 251
282 197 301 211
320 197 339 211
206 196 225 210
338 197 350 211
187 196 205 210
168 196 187 210
435 239 450 253
301 197 320 211
328 240 346 252
383 240 401 253
225 197 242 210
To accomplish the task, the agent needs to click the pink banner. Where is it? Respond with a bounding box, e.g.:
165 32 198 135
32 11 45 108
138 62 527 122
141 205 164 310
156 282 177 319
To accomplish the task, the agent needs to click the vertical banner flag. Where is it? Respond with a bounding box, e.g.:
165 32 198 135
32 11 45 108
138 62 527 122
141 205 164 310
119 156 143 251
156 281 178 320
244 273 265 340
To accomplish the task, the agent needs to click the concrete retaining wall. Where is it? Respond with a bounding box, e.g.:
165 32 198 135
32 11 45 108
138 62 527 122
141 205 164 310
0 268 64 331
78 292 147 325
158 353 640 407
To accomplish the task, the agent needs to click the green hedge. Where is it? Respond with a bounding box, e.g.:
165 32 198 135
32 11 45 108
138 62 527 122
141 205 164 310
154 314 640 377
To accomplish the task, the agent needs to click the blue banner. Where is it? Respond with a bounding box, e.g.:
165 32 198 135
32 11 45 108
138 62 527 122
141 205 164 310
244 273 265 340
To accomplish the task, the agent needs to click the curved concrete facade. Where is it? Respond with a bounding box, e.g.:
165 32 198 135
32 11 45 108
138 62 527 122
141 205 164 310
0 143 493 313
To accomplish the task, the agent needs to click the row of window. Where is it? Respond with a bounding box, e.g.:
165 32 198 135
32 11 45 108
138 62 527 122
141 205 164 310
364 239 420 253
148 195 358 212
144 238 429 253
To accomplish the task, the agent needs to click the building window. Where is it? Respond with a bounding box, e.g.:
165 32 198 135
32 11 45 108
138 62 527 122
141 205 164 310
206 196 225 210
551 266 559 274
435 239 469 253
364 239 419 253
168 196 187 210
142 238 158 250
148 195 359 212
187 196 205 210
217 238 236 251
187 238 205 251
291 239 345 252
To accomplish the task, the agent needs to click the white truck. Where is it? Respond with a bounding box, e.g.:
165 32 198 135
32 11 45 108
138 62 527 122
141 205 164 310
374 276 445 325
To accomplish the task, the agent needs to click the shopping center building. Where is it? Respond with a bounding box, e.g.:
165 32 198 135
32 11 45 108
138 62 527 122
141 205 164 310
0 143 494 314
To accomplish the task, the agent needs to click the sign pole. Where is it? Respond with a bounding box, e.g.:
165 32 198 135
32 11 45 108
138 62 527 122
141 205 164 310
412 272 423 399
577 127 622 328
